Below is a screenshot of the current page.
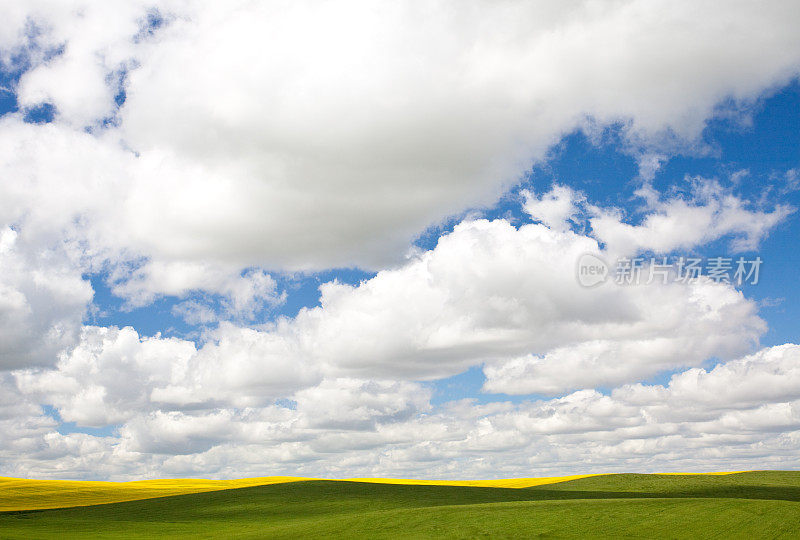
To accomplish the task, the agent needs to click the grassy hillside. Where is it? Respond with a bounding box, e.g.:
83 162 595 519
0 474 601 511
0 472 798 538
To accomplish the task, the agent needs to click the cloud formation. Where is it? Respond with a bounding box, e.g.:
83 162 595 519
1 0 799 272
1 1 799 481
14 187 776 420
5 344 800 480
0 227 92 369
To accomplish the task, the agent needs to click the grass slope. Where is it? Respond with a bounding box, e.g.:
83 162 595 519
0 471 798 538
0 474 602 512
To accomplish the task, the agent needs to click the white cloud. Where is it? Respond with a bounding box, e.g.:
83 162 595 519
0 118 130 253
616 343 800 413
1 1 799 480
112 262 285 321
170 301 217 326
294 379 431 431
482 289 764 394
521 185 583 231
116 0 800 269
4 178 784 476
9 0 150 126
6 343 800 480
294 217 763 390
784 168 800 193
148 323 320 409
591 179 793 256
15 325 197 426
15 209 768 418
0 227 92 369
1 1 799 271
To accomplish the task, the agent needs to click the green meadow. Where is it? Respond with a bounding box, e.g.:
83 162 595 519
1 471 799 538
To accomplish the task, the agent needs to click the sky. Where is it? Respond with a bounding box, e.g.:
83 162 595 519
0 0 799 480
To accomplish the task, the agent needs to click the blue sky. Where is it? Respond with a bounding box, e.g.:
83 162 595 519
1 1 800 480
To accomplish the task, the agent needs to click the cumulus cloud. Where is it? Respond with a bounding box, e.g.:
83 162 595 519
1 1 799 480
591 179 793 256
5 344 800 480
0 227 92 369
525 179 793 258
303 218 766 389
15 326 197 426
1 0 799 271
5 0 150 125
521 185 584 231
15 206 769 420
112 262 285 322
149 323 320 408
616 344 800 413
294 379 431 431
0 172 787 477
117 213 764 407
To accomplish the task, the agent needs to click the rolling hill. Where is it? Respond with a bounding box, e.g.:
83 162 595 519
0 471 798 538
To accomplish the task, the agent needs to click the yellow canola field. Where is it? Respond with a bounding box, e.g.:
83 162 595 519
0 471 747 512
343 474 601 488
0 476 311 511
344 471 748 488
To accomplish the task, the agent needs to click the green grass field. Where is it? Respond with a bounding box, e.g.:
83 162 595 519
1 471 799 538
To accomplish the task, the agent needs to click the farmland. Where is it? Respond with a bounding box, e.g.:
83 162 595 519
0 471 798 538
